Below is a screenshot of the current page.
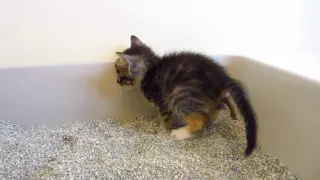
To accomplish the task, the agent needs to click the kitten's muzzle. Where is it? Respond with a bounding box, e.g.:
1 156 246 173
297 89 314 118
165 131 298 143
117 76 134 85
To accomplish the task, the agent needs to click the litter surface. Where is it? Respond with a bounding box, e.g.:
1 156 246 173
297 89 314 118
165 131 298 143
0 112 300 180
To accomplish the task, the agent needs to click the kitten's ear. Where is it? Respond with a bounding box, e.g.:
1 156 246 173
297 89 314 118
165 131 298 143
116 52 138 66
131 35 144 47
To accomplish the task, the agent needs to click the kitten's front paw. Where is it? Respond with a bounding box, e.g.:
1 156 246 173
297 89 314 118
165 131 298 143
159 113 173 130
170 127 193 140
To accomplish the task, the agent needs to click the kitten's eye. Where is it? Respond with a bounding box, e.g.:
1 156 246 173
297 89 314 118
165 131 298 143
116 69 120 74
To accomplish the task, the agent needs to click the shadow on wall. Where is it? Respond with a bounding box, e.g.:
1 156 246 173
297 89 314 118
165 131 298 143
0 52 157 128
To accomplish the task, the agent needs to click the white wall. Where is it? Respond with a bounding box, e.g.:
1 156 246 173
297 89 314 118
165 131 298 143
1 0 319 80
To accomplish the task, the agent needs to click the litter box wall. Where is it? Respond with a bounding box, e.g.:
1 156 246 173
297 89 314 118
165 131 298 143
1 56 320 180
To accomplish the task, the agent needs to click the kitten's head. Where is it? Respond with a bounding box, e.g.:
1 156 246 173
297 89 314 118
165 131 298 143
115 35 155 89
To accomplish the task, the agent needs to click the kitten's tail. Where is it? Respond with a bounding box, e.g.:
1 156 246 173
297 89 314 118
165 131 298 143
222 78 257 156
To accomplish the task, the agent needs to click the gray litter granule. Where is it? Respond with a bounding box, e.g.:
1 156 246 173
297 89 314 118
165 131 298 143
0 112 300 180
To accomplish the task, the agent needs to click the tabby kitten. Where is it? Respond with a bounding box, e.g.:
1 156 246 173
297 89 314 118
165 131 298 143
114 35 257 156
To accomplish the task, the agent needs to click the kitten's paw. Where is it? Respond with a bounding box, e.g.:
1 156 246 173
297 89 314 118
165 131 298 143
231 114 237 120
170 127 193 140
160 113 173 130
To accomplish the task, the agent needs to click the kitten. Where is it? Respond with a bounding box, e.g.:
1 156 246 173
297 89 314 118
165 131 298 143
114 35 257 156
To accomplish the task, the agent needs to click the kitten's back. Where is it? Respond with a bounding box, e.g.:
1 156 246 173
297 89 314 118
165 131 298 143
156 52 228 95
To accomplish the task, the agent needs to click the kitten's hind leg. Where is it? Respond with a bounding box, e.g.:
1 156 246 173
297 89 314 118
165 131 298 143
170 112 208 140
223 98 238 120
210 108 221 121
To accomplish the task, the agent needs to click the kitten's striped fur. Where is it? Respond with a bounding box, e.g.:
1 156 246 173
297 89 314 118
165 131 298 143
115 36 257 156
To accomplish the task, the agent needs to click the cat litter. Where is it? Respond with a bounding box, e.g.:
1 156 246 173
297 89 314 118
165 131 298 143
0 112 300 180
